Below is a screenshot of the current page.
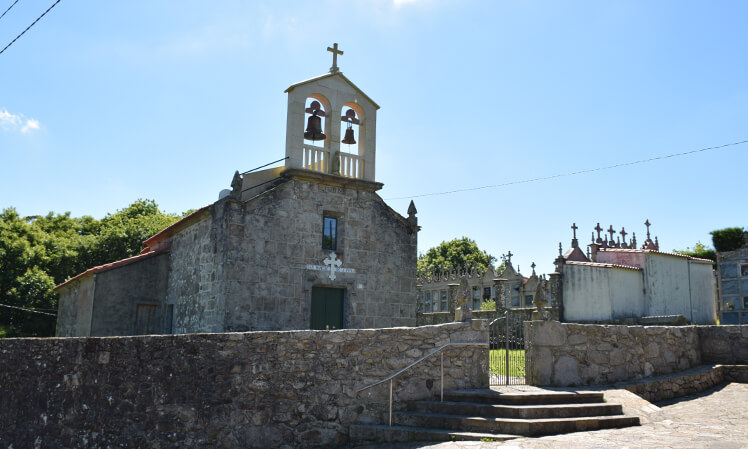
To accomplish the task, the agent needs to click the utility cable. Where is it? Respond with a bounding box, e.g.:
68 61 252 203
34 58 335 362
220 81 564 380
0 0 20 22
0 0 61 56
386 139 748 200
0 303 56 316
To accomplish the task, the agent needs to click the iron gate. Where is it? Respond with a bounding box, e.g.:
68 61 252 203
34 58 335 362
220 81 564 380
489 310 529 385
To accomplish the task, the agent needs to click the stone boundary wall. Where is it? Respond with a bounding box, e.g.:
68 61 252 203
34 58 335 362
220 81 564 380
0 321 488 448
526 322 748 387
698 325 748 364
525 321 701 386
619 364 748 403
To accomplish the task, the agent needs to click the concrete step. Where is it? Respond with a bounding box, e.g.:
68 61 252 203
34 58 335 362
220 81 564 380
408 400 624 419
349 423 521 444
393 411 640 436
442 389 605 405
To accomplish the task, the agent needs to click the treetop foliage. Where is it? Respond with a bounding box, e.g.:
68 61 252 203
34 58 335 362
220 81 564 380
710 227 746 253
673 241 716 262
417 237 496 273
0 199 181 338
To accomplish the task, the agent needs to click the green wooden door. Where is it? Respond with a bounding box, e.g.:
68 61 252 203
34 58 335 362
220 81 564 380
310 287 344 330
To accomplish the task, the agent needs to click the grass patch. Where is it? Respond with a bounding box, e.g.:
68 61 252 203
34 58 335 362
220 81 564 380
490 349 526 378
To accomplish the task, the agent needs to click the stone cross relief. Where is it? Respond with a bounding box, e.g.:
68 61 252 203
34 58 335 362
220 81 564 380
323 252 342 280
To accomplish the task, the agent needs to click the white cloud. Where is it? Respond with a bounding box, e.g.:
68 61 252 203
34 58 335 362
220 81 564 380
21 119 40 133
0 108 41 133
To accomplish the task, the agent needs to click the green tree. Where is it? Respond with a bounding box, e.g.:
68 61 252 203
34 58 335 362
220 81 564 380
710 227 746 253
418 237 496 273
673 242 716 262
0 199 181 338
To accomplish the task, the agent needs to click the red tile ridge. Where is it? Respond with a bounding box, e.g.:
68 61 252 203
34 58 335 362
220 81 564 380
565 260 642 271
599 248 714 263
54 246 170 291
142 204 212 250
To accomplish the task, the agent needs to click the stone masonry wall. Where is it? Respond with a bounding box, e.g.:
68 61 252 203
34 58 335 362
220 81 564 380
0 321 487 449
525 321 701 386
698 325 748 364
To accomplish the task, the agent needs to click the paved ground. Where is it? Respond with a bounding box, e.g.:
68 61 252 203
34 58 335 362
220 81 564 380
352 382 748 449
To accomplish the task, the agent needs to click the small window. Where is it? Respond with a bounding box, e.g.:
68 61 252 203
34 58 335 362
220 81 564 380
511 296 520 307
441 290 448 311
525 295 534 307
472 287 480 300
425 292 431 312
322 216 337 250
483 287 491 299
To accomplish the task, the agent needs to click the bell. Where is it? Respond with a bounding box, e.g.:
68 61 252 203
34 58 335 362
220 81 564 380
304 111 326 141
342 126 356 145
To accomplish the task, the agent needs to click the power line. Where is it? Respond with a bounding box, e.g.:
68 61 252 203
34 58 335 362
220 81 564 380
0 0 61 56
386 139 748 201
0 0 20 22
0 303 56 317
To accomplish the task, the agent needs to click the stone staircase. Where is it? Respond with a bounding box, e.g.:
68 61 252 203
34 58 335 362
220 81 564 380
350 389 640 444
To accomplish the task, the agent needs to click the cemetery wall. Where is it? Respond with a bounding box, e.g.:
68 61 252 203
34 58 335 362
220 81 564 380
0 321 487 449
525 321 701 386
526 322 748 387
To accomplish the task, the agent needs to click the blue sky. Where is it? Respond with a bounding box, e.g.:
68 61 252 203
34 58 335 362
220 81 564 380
1 0 747 275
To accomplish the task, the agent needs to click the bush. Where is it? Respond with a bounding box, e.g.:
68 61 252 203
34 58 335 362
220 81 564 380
711 227 746 252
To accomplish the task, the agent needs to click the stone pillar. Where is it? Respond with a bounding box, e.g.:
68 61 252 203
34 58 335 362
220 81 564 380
447 283 459 312
494 278 507 313
548 271 563 321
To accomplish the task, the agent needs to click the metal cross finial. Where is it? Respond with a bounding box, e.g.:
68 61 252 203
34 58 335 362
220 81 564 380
644 219 651 239
594 223 603 241
607 225 616 242
571 223 578 240
327 43 344 73
506 251 513 264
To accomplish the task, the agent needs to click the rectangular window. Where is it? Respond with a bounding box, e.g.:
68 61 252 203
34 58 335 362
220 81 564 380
741 264 748 277
525 295 534 307
473 297 481 310
472 287 480 300
743 297 748 309
425 292 431 312
511 296 520 307
483 287 491 299
440 290 447 311
322 216 337 250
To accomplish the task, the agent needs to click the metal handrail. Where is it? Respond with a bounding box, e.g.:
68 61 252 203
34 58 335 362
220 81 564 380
357 342 488 426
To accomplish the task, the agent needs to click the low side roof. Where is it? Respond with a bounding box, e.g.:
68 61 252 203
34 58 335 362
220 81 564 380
54 247 170 291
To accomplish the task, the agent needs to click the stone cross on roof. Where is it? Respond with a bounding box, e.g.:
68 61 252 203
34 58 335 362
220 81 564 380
327 43 343 73
570 223 579 248
620 227 627 242
531 262 536 275
607 225 616 242
506 251 513 264
594 223 603 243
645 219 652 239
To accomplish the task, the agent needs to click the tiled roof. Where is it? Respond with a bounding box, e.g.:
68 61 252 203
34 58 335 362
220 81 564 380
141 204 212 251
598 248 714 263
565 260 643 271
54 247 170 291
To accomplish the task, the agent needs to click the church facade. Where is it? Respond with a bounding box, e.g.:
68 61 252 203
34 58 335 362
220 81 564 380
55 45 420 336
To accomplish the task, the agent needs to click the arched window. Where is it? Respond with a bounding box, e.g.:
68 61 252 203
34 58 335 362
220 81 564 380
339 107 360 155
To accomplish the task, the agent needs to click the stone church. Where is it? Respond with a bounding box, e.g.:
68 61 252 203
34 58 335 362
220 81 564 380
55 44 420 336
